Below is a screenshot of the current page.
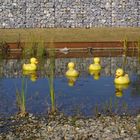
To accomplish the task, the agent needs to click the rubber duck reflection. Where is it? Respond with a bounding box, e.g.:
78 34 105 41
66 76 78 87
23 71 38 82
89 69 101 80
115 84 129 98
65 62 79 86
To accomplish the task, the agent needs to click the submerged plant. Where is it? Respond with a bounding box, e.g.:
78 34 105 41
16 76 28 117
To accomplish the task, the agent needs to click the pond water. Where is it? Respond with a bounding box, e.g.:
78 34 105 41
0 56 140 117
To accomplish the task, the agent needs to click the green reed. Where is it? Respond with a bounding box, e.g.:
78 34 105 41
22 33 46 59
94 103 99 117
48 40 56 113
122 101 128 112
122 38 128 70
99 97 129 115
114 98 118 111
136 115 140 134
0 41 10 59
0 58 3 78
137 39 140 63
37 40 47 71
16 76 27 117
123 38 128 56
103 100 110 113
22 33 35 58
131 42 136 57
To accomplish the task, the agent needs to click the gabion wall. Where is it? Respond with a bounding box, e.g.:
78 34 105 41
0 0 140 28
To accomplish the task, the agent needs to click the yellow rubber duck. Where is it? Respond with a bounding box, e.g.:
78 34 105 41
89 57 101 71
22 57 38 71
89 69 100 80
23 71 38 82
114 68 130 84
115 84 129 98
66 62 79 77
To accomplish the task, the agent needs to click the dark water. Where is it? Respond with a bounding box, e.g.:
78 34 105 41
0 57 140 117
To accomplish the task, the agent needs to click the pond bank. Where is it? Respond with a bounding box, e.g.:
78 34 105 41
1 113 140 140
0 28 140 43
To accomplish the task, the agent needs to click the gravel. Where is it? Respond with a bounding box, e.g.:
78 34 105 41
0 113 140 140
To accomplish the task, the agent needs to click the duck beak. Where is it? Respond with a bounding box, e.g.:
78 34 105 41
35 60 38 64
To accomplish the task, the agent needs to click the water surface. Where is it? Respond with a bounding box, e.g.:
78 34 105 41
0 57 140 117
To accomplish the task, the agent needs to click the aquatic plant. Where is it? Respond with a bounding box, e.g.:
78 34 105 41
0 60 3 78
108 97 113 112
0 41 10 58
137 39 140 63
100 97 129 115
94 103 100 117
101 98 113 114
69 116 77 126
48 40 56 113
16 76 28 117
114 98 119 111
122 101 128 112
22 33 46 59
122 38 128 70
136 115 140 134
37 40 47 71
131 42 136 57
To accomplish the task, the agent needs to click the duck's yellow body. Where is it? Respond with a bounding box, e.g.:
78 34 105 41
66 62 79 77
114 68 130 84
22 58 38 71
89 57 101 71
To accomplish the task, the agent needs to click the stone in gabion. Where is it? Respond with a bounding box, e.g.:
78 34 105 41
0 0 139 28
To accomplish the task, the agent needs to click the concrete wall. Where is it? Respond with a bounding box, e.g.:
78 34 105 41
0 0 140 28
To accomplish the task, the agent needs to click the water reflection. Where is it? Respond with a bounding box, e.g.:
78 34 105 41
66 76 78 86
1 57 140 78
23 71 38 82
1 56 140 117
16 76 27 117
48 44 56 113
115 84 129 98
89 69 101 80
